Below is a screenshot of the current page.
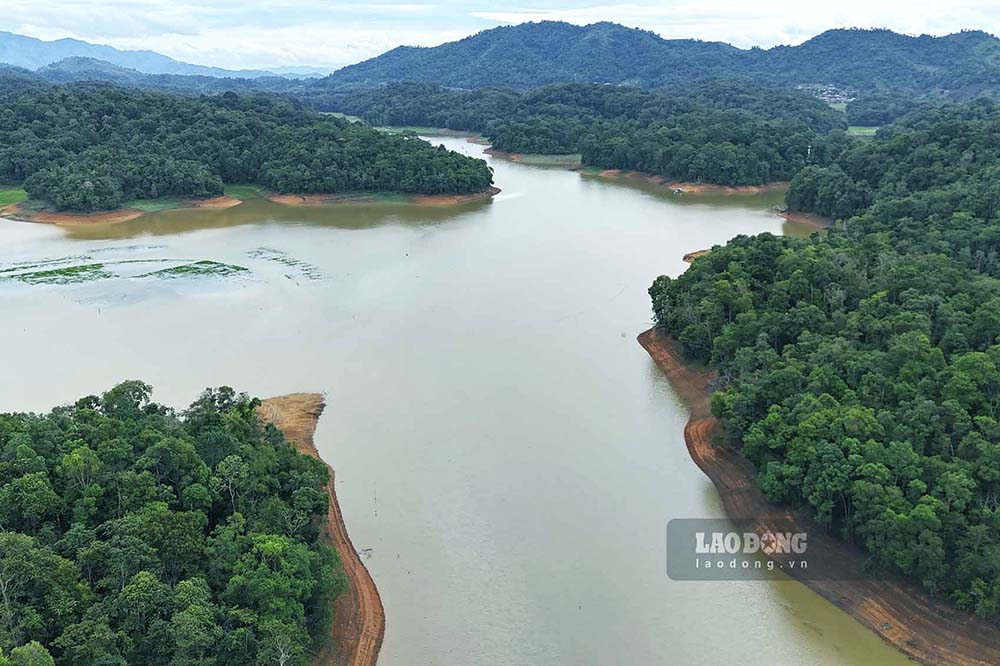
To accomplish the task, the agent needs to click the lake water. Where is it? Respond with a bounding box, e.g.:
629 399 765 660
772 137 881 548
0 137 912 665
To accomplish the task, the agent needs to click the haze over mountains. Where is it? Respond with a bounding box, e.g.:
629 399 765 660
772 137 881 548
0 30 290 78
2 22 1000 101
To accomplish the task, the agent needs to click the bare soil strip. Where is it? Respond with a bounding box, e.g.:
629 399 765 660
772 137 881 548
268 186 501 207
589 169 790 194
638 328 1000 666
682 249 711 263
1 195 241 226
258 393 385 666
778 209 833 229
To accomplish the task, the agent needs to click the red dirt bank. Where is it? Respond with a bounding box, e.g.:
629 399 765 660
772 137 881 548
638 329 1000 666
258 394 384 666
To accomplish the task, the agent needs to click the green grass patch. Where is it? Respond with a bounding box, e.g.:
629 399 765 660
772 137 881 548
0 187 27 206
828 102 847 112
224 184 267 200
847 125 879 138
124 196 190 213
324 111 364 123
512 153 582 167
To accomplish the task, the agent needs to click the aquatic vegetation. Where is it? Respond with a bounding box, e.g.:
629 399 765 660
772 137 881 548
138 259 249 279
248 247 323 280
6 262 110 284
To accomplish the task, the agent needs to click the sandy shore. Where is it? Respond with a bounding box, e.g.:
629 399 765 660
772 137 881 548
638 328 1000 666
588 169 790 195
268 186 501 207
258 393 385 666
1 195 241 226
682 249 711 263
779 209 833 229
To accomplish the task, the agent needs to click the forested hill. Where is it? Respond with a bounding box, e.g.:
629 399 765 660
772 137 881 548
317 22 1000 99
0 81 494 212
0 383 341 666
649 99 1000 621
326 81 849 186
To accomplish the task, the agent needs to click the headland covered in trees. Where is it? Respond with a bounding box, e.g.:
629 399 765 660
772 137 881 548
649 99 1000 627
0 382 347 666
0 80 495 214
325 82 847 187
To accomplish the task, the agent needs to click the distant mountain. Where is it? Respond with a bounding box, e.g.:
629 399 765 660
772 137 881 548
33 57 302 94
0 30 276 78
318 22 1000 98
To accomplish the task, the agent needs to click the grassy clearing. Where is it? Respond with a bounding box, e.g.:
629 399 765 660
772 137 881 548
324 111 364 123
0 187 27 206
511 153 582 167
847 125 879 138
828 102 848 112
224 184 267 200
124 197 191 213
378 125 481 139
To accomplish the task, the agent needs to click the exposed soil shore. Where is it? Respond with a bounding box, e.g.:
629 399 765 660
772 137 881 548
779 209 834 229
268 186 501 207
638 328 1000 666
258 393 384 666
0 195 242 226
682 249 712 263
587 169 790 195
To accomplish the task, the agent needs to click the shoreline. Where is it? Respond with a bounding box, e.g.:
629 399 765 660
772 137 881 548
584 168 790 195
1 185 501 226
778 209 834 229
257 393 385 666
267 186 501 207
638 328 1000 666
0 195 242 226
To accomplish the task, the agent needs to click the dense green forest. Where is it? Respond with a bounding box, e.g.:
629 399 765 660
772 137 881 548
0 382 341 665
845 92 929 127
316 22 1000 99
0 81 493 212
650 100 1000 621
330 81 848 186
787 100 1000 222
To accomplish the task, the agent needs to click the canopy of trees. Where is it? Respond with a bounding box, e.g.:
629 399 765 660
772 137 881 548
329 81 849 186
0 382 344 665
0 82 494 211
788 100 1000 222
650 101 1000 622
316 22 1000 99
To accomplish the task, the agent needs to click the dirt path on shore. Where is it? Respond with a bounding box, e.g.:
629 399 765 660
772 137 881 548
638 328 1000 666
258 394 385 666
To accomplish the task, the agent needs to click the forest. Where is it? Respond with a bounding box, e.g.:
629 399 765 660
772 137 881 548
328 81 849 186
317 22 1000 99
0 80 494 212
650 100 1000 621
0 382 341 666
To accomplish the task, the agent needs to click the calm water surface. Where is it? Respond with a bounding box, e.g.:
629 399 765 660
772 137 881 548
0 138 912 665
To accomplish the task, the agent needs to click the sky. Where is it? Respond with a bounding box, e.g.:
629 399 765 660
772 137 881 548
5 0 1000 71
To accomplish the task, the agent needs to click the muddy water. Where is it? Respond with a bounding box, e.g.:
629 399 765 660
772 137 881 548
0 138 912 665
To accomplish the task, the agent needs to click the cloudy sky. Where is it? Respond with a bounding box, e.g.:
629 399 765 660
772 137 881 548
6 0 1000 71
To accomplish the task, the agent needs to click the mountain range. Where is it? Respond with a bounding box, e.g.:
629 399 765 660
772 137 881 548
3 23 1000 101
319 22 1000 96
0 30 283 78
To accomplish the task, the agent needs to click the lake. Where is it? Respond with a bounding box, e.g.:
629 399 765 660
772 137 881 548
0 137 912 665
